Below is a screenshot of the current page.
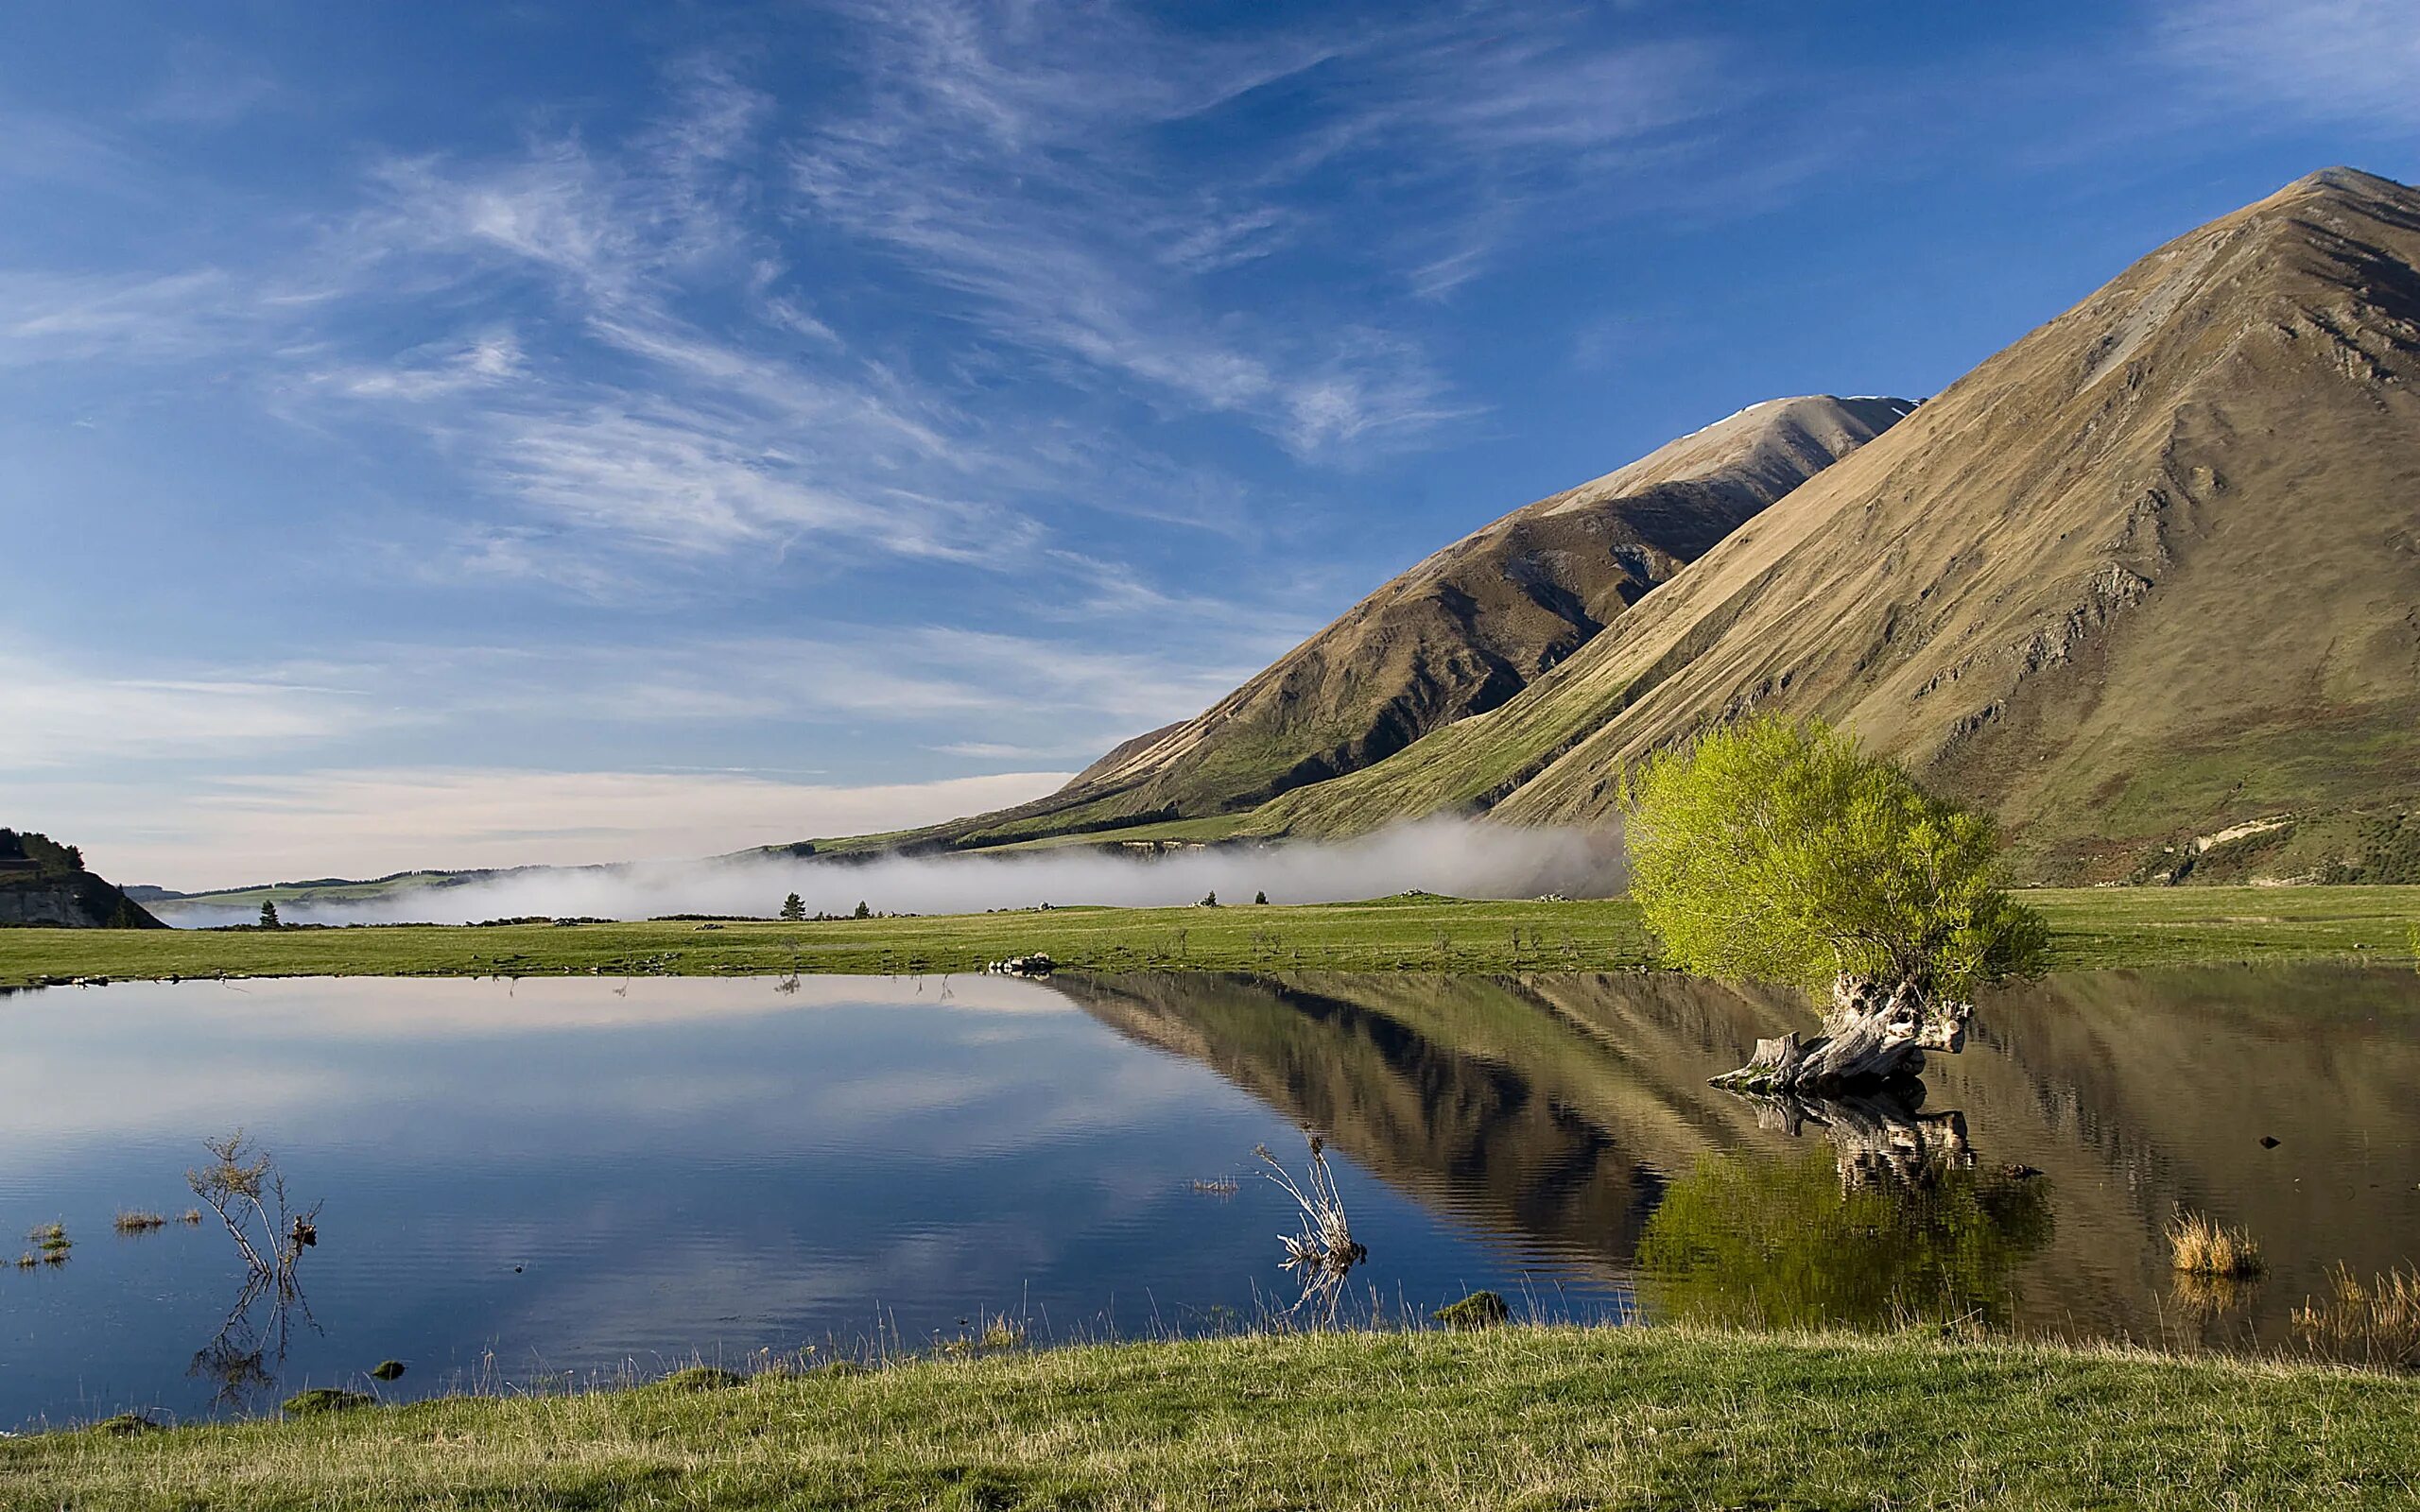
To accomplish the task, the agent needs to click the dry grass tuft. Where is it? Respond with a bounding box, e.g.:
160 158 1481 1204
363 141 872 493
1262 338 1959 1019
2295 1264 2420 1369
112 1210 169 1234
980 1314 1026 1349
2169 1211 2263 1277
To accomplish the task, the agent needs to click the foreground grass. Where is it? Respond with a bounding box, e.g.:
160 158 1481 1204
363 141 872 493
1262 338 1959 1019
1 886 2415 988
7 1327 2420 1509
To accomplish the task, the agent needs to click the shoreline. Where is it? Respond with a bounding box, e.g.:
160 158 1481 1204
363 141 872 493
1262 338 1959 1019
3 886 2417 988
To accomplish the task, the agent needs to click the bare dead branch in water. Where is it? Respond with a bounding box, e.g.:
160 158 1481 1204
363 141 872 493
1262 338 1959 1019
1255 1128 1366 1326
187 1130 321 1304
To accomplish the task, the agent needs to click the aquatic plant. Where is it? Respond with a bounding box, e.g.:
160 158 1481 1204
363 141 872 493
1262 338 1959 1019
113 1210 169 1234
2168 1211 2264 1277
1255 1129 1366 1326
980 1314 1026 1349
2294 1264 2420 1369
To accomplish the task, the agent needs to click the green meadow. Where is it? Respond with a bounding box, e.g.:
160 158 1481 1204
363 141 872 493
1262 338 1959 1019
3 885 2415 987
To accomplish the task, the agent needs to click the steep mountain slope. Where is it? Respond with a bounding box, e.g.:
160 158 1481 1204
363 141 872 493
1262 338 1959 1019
889 395 1910 850
0 830 164 929
1254 168 2420 882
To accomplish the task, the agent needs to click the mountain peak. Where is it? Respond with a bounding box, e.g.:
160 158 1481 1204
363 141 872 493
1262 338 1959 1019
2278 164 2411 203
846 393 1910 852
1252 169 2420 883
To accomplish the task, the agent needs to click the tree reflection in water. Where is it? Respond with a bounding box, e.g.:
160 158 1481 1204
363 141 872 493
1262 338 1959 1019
1637 1086 2053 1331
189 1265 319 1413
183 1132 323 1413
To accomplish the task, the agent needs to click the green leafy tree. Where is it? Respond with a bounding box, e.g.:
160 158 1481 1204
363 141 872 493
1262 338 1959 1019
1253 890 1270 905
258 900 281 930
1619 716 2045 1004
780 892 806 921
853 900 871 920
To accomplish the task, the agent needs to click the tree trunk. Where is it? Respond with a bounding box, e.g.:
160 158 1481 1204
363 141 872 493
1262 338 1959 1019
1711 975 1970 1094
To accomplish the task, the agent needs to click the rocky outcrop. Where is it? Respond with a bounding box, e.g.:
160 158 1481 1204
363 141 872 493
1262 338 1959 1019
0 830 165 929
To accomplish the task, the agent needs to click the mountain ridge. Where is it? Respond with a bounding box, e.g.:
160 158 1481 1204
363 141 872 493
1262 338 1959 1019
1243 165 2420 882
832 393 1910 855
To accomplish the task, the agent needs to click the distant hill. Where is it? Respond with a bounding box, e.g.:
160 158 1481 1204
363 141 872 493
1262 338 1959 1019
1247 168 2420 883
806 394 1910 855
0 830 165 928
136 865 597 919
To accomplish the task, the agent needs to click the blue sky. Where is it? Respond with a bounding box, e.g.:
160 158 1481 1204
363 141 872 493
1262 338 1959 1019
4 0 2415 888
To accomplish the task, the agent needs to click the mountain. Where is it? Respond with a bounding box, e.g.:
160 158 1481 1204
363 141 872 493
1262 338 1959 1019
0 830 165 928
851 394 1910 852
1247 168 2420 883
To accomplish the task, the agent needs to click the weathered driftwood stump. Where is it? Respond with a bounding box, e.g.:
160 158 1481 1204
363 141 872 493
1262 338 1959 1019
1712 975 1971 1094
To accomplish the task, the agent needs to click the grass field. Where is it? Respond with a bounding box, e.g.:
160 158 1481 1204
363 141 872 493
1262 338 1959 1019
3 886 2416 987
7 1326 2419 1509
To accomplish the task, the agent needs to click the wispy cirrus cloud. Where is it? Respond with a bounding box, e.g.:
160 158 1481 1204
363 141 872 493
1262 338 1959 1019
784 1 1730 459
0 9 1749 605
2159 0 2420 129
0 647 376 770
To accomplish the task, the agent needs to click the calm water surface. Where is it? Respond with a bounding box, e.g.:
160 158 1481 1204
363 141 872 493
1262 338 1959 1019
3 965 2416 1427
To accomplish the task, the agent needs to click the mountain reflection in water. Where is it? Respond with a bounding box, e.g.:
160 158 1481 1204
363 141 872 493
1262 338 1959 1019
3 966 2414 1427
1056 967 2420 1349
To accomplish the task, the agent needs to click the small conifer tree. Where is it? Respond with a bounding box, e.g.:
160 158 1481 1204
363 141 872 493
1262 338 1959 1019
781 892 806 921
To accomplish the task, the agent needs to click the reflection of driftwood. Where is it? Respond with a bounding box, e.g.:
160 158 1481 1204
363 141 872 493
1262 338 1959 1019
1737 1083 1975 1193
190 1267 318 1413
1714 976 1971 1094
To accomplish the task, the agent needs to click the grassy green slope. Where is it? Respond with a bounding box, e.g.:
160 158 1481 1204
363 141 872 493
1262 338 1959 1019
1251 171 2420 885
3 886 2414 986
9 1328 2420 1510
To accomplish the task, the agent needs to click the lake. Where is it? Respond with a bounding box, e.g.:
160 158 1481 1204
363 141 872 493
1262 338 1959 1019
3 965 2416 1428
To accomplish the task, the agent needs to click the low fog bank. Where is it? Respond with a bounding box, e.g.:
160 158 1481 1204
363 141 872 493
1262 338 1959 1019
166 818 1624 927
